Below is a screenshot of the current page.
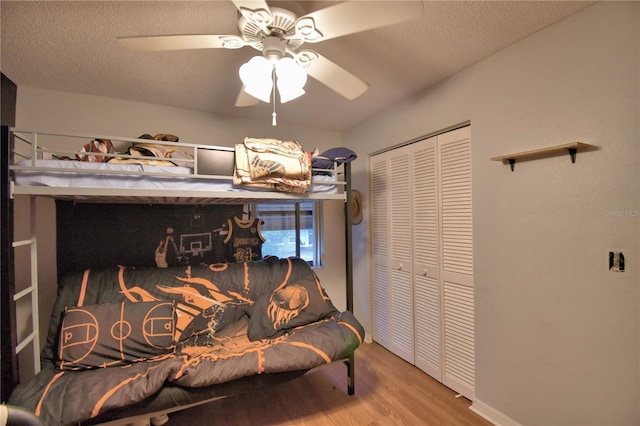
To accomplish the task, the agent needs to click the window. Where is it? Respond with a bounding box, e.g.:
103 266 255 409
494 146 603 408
254 201 323 267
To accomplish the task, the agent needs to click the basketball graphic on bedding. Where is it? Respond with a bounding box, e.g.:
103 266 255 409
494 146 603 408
142 303 175 348
267 284 310 329
59 301 176 370
60 308 99 364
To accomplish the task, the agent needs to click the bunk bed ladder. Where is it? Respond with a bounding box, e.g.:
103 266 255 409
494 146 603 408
1 126 41 402
12 196 41 375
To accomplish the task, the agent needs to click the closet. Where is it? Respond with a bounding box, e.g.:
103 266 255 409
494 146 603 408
370 125 474 399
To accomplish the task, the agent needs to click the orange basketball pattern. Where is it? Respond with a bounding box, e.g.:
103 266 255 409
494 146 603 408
59 301 175 370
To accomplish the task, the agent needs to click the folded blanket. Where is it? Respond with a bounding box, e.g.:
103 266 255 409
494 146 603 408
233 138 311 193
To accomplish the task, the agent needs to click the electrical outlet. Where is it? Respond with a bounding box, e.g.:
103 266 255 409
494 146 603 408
609 251 625 272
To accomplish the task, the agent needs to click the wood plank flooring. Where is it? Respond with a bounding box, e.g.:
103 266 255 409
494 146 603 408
167 342 493 425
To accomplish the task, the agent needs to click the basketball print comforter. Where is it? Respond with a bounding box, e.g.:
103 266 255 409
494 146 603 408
8 257 364 426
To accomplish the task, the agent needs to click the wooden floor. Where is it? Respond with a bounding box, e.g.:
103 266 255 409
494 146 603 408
167 342 493 425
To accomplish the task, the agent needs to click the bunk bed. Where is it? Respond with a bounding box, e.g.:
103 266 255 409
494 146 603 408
1 126 361 426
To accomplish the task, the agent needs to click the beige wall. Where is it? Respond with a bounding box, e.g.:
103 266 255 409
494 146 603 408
15 86 343 151
346 2 639 425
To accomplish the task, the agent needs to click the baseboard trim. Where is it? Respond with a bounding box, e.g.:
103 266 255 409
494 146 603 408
470 399 521 426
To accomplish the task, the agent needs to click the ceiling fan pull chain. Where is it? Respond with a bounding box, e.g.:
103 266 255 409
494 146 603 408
272 68 277 126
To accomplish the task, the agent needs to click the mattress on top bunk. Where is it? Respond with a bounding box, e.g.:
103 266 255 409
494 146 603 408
12 159 339 194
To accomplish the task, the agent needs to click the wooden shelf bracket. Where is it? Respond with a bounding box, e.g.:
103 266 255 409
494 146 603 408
492 142 591 171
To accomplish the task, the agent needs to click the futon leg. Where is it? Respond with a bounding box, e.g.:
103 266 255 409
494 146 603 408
345 353 355 395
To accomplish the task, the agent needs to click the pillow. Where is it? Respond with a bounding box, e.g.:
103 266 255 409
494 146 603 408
247 273 337 341
312 147 358 169
59 301 176 370
321 147 357 163
177 302 248 342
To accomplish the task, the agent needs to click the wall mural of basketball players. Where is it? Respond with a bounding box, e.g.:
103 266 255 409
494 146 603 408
154 226 179 268
56 201 244 277
221 215 266 262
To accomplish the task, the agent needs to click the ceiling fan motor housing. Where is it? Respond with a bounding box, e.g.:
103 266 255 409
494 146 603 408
238 7 304 53
262 36 285 63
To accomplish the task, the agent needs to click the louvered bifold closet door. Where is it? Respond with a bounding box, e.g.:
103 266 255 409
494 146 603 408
387 146 414 363
411 137 442 381
439 127 475 399
370 155 392 350
370 147 414 363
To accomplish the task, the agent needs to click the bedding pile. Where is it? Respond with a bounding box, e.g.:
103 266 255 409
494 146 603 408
233 137 312 193
72 134 193 167
8 257 364 425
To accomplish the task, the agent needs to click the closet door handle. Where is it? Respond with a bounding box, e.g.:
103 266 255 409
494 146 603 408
397 263 404 271
423 268 428 276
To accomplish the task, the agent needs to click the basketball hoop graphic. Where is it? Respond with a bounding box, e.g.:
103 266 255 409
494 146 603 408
180 232 212 257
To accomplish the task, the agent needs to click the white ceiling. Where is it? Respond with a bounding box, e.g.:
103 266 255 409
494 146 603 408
1 1 594 131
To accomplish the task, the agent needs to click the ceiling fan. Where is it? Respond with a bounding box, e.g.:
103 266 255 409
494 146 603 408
118 1 422 107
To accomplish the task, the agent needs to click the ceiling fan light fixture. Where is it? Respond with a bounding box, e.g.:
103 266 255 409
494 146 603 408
240 54 307 104
275 57 307 103
277 84 305 104
239 56 273 103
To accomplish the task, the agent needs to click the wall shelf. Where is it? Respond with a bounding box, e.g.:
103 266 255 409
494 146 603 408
491 142 592 171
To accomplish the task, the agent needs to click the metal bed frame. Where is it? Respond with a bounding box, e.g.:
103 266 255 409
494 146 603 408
1 125 355 420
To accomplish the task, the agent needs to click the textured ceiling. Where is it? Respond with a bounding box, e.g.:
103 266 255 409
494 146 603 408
1 1 594 131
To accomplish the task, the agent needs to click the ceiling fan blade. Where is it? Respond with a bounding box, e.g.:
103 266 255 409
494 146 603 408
231 0 273 33
118 34 248 51
297 1 422 43
301 51 368 100
235 86 260 107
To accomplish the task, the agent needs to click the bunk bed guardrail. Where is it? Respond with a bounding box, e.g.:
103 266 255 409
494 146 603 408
9 129 347 204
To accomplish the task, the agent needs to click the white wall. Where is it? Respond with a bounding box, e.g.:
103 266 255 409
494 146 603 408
13 88 350 353
346 2 639 425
